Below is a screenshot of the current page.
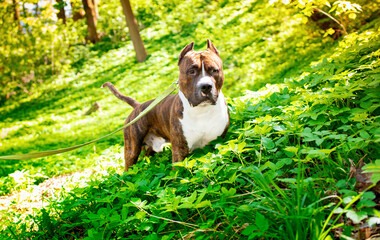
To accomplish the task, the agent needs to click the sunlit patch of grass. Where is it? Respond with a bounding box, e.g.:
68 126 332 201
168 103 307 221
0 145 124 232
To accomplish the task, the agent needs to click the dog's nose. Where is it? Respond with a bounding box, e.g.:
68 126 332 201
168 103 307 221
199 83 212 94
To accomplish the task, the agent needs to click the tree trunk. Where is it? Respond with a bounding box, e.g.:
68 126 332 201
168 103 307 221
92 0 99 19
82 0 99 43
71 1 85 21
12 0 22 32
120 0 148 62
57 0 66 24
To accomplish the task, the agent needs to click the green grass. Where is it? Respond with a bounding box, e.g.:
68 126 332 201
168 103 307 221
1 0 379 239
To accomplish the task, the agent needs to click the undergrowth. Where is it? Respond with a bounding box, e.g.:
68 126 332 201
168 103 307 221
1 23 379 239
0 0 379 239
0 0 331 195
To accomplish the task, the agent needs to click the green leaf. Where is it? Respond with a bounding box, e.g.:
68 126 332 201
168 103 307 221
229 171 238 183
255 212 268 232
276 158 293 168
221 187 236 197
338 125 351 131
284 146 298 155
188 191 197 204
238 205 252 212
214 164 226 174
261 161 276 171
335 179 346 188
278 178 296 184
315 138 324 146
323 28 335 37
195 189 207 205
242 224 258 236
359 130 370 139
162 233 175 240
357 199 376 209
305 149 334 159
237 141 247 152
136 211 146 219
362 191 376 200
362 160 380 184
360 101 372 109
110 212 121 222
362 160 380 173
121 207 129 221
371 173 380 185
262 137 275 150
350 112 369 122
195 200 211 208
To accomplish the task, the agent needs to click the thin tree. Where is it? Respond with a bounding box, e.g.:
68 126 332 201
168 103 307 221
82 0 99 43
12 0 22 32
120 0 147 62
56 0 66 24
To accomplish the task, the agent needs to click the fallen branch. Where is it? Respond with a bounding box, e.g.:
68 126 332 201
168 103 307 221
314 8 348 35
83 101 100 116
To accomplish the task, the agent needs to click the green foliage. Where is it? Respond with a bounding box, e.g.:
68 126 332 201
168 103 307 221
362 160 380 184
0 1 85 103
271 0 379 37
1 0 335 104
0 0 379 239
319 183 379 239
0 0 129 104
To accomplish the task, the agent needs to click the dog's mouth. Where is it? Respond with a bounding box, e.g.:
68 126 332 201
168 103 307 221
189 93 218 107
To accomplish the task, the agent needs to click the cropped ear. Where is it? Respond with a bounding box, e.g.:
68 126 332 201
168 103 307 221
207 39 219 56
178 42 194 66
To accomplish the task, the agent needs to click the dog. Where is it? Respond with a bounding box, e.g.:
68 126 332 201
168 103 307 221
102 39 229 171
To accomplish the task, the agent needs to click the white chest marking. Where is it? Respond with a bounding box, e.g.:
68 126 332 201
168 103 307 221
179 91 229 151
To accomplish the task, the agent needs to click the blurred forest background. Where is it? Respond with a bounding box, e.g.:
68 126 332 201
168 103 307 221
1 0 377 103
0 0 379 239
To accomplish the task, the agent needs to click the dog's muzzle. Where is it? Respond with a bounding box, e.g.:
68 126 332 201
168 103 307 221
193 76 217 106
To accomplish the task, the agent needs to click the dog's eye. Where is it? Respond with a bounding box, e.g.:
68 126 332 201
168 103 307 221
210 68 219 75
187 69 196 76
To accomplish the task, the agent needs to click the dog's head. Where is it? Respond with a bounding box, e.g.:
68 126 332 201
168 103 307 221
178 39 224 107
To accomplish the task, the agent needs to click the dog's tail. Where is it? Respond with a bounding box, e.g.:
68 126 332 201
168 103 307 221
102 82 140 108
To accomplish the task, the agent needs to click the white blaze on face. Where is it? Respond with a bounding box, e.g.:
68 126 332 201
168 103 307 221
199 61 212 86
202 61 206 77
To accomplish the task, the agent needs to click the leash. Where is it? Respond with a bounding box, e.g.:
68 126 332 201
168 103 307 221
0 82 178 160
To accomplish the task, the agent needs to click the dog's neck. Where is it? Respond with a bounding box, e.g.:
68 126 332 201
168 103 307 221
178 90 228 151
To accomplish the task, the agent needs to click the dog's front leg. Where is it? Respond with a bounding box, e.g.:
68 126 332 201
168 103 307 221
169 115 189 168
171 146 189 170
171 144 189 163
170 137 189 170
